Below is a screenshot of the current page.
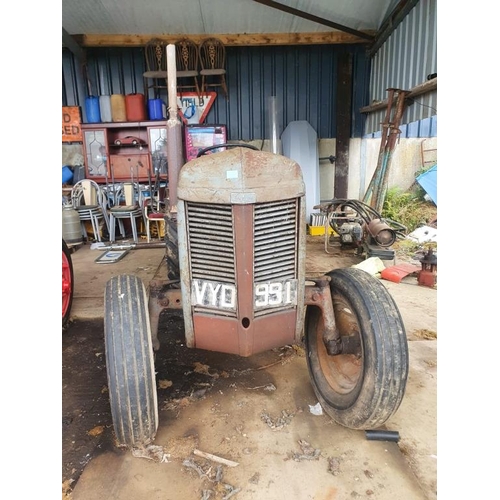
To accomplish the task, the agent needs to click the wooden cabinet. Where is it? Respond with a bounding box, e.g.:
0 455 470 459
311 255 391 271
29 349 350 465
82 121 168 183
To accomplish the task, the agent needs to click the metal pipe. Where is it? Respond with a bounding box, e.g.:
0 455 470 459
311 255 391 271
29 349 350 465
268 96 280 154
166 43 183 214
363 88 395 205
373 90 409 213
95 242 167 250
365 430 400 442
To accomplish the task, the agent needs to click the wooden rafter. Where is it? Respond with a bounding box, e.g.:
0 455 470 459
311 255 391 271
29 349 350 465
359 78 437 114
69 31 375 48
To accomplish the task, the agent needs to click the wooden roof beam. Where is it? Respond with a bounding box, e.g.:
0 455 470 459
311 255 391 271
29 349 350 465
71 31 375 48
359 78 437 114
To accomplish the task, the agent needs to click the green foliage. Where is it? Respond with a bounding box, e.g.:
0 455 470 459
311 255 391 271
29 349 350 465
382 187 437 234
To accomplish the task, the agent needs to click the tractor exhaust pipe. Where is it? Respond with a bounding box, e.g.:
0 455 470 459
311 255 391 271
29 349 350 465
166 43 184 215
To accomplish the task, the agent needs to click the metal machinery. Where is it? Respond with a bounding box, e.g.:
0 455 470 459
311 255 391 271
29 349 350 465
103 144 409 448
315 198 407 260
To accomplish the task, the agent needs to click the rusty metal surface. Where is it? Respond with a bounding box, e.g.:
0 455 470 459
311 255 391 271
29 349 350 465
294 198 307 343
232 204 255 354
193 309 297 356
186 202 300 357
166 122 183 212
304 277 340 355
175 148 308 356
177 148 305 204
148 279 183 348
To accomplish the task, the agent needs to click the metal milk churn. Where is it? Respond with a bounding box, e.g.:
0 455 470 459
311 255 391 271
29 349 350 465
62 204 82 245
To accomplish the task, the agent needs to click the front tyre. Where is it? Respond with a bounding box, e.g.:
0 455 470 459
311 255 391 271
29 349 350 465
305 268 408 430
104 275 158 447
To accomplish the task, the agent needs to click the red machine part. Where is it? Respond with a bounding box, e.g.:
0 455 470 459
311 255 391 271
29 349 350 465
417 249 437 288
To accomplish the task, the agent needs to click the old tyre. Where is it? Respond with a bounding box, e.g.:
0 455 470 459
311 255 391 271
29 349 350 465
165 215 180 282
305 268 408 430
62 240 74 328
104 274 158 447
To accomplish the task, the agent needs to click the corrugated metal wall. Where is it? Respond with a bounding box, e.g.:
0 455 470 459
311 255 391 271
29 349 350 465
62 44 370 140
365 0 437 136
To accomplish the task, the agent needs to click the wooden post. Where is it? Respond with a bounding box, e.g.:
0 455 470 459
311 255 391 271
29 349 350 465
333 52 352 199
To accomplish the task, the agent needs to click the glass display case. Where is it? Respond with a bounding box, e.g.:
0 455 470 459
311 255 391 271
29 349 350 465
81 121 168 183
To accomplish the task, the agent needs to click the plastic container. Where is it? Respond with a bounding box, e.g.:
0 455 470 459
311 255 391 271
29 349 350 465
62 165 73 184
72 165 86 184
148 98 165 120
99 95 113 122
85 96 101 123
307 225 334 236
125 93 146 121
62 204 82 245
110 94 127 122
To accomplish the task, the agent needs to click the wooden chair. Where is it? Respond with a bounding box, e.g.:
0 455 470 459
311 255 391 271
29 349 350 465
143 38 168 99
198 37 228 98
175 38 201 99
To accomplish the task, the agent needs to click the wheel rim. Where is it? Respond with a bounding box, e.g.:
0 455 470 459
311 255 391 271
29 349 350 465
316 292 363 395
62 249 72 319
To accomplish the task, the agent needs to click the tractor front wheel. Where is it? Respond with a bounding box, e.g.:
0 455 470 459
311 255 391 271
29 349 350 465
305 268 408 430
104 274 158 447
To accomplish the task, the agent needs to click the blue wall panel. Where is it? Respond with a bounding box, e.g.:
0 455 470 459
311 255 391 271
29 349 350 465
63 44 369 140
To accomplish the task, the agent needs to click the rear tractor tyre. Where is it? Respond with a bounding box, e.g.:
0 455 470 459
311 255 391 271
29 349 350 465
62 240 74 329
104 274 158 447
305 268 408 430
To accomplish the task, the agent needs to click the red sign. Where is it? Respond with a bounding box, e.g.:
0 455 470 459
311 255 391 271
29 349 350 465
62 106 82 142
177 92 217 124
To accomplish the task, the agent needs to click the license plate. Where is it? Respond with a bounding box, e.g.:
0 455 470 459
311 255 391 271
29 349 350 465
192 279 237 311
191 278 297 311
254 279 297 309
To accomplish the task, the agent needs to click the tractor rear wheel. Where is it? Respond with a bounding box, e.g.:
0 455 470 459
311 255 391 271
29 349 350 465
305 268 408 430
62 240 74 329
104 274 158 447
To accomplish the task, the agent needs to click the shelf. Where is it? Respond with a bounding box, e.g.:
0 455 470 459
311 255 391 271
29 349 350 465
81 120 167 129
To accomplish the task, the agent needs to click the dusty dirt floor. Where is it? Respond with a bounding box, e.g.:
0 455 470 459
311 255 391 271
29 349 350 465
62 236 437 500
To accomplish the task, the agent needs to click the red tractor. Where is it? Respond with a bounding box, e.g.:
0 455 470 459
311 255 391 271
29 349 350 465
103 144 409 447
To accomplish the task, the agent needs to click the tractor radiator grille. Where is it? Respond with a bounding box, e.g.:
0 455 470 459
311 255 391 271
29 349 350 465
254 199 298 317
186 199 298 318
187 202 236 283
186 202 237 317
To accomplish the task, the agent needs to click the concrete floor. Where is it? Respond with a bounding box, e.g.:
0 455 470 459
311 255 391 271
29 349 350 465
63 236 437 500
